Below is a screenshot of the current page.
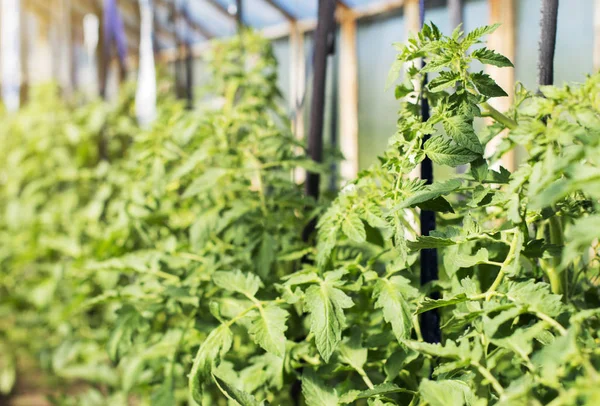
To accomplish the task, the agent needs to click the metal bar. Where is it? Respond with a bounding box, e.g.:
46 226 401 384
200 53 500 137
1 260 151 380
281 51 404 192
538 0 559 86
415 0 441 345
304 0 336 202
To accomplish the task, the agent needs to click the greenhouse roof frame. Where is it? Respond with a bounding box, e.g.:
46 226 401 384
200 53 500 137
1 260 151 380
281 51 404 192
26 0 405 58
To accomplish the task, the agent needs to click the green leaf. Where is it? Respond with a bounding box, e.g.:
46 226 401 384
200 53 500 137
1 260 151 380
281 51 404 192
256 233 276 279
339 328 368 370
471 72 508 97
454 248 489 268
213 374 264 406
398 179 463 210
472 48 514 67
340 383 412 403
304 272 354 362
395 84 414 99
247 304 289 357
107 305 142 362
407 236 456 250
416 294 469 314
189 324 233 404
443 116 484 154
462 23 500 47
419 379 474 406
506 280 564 317
424 136 481 167
341 212 366 243
428 71 461 92
373 277 414 342
302 368 339 406
183 168 227 198
213 270 263 299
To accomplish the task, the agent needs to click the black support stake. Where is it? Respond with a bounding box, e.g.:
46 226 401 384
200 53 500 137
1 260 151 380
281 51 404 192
305 0 336 202
183 0 193 109
302 0 336 242
418 0 441 344
538 0 559 86
236 0 243 32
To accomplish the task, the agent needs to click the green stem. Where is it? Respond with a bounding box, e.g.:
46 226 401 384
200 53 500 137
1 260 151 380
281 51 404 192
471 361 504 396
482 102 517 130
536 311 568 336
355 366 375 390
546 216 565 295
484 230 520 300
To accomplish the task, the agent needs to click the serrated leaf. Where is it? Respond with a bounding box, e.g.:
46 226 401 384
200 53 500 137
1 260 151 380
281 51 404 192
363 204 388 228
340 383 411 403
424 136 481 167
471 72 508 97
454 248 489 268
183 168 227 198
248 304 289 357
341 212 366 243
506 280 564 317
213 374 264 406
339 328 368 370
463 23 500 47
419 379 474 406
213 270 263 299
302 369 339 406
304 273 354 362
428 71 461 92
472 48 514 67
407 236 456 250
416 294 469 314
189 324 233 403
398 179 463 210
373 277 413 342
256 233 276 279
443 116 484 154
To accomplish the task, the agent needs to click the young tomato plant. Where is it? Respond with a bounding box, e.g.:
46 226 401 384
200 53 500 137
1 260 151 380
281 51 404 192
191 25 600 406
1 25 599 406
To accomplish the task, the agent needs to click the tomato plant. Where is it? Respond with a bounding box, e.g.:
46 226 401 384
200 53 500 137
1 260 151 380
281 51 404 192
1 25 599 406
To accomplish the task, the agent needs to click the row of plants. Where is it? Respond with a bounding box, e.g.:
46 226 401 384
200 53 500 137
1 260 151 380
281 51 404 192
0 25 599 405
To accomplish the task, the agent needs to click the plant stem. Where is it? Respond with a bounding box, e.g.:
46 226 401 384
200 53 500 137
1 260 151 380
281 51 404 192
484 230 520 300
356 366 375 390
536 311 568 336
546 216 565 295
412 314 424 342
471 361 504 396
482 102 517 130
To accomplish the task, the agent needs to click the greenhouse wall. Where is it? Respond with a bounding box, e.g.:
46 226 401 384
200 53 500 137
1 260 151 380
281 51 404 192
266 0 598 171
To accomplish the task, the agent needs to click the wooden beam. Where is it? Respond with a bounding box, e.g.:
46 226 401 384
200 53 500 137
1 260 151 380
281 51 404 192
262 0 405 40
159 0 406 63
338 4 359 181
205 0 233 19
290 22 305 183
486 0 516 171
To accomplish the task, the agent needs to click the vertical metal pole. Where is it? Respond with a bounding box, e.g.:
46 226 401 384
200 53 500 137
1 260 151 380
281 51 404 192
305 0 336 202
183 0 193 109
538 0 559 86
418 0 441 345
448 0 463 29
236 0 243 32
